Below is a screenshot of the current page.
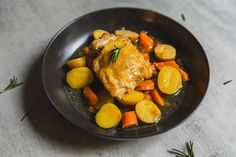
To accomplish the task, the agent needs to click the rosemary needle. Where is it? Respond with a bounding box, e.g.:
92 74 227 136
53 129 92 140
0 76 23 94
223 80 232 85
168 141 195 157
110 46 123 63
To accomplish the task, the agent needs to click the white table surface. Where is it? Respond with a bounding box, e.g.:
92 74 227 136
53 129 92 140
0 0 236 156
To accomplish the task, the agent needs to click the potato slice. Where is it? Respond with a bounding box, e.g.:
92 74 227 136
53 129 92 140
115 30 139 42
66 56 86 69
93 29 109 39
154 44 176 61
157 66 182 95
135 100 161 123
120 90 144 106
95 90 114 110
66 67 93 89
95 103 122 128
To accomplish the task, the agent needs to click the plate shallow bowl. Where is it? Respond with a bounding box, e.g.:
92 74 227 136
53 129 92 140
42 8 209 140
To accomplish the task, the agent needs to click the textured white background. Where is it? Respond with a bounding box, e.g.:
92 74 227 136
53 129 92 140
0 0 236 156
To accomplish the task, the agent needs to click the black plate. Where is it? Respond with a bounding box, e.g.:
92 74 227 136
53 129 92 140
42 8 209 140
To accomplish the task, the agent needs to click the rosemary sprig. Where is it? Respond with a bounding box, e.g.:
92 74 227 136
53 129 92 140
181 13 186 22
110 46 123 63
223 80 232 85
0 76 23 94
168 141 195 157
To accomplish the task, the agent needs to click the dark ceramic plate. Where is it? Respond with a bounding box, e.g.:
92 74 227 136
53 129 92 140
42 8 209 140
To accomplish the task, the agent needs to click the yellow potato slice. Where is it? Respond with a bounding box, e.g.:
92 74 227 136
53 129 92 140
95 90 114 110
154 44 176 61
115 30 139 42
93 29 109 39
157 66 182 95
66 56 86 69
95 103 122 128
66 67 93 89
120 90 144 106
135 100 161 123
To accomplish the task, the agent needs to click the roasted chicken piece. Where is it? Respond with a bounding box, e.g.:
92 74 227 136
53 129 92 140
93 36 152 99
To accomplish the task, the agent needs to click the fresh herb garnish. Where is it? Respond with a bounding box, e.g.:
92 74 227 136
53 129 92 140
110 46 123 63
169 141 195 157
223 80 232 85
181 13 186 22
20 109 33 122
0 76 23 94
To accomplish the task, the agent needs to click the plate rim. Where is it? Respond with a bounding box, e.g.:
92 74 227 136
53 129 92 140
42 7 210 140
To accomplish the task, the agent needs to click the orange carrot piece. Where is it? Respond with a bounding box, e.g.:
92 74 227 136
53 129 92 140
83 86 98 106
136 80 155 90
178 68 189 81
154 61 189 81
122 111 138 128
150 90 164 106
139 32 154 52
82 46 89 54
141 52 150 60
143 91 153 101
153 62 165 70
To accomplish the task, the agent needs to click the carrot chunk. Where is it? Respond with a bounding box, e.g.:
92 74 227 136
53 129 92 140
82 46 89 54
136 80 155 91
154 61 189 81
83 86 98 106
143 91 153 101
139 32 154 52
122 111 138 128
150 89 164 106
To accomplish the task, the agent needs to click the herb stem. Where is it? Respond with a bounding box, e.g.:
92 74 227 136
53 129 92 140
110 46 123 63
223 80 232 85
0 76 23 94
169 141 195 157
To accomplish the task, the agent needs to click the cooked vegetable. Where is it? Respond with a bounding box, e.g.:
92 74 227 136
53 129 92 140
150 90 164 106
154 61 189 81
64 29 190 130
154 44 176 61
143 91 153 101
82 46 89 54
115 30 139 42
136 80 155 91
95 103 122 128
135 100 161 123
157 66 182 95
95 90 114 110
120 90 144 105
66 67 93 89
139 32 154 52
122 111 138 128
83 86 98 106
66 56 86 69
93 29 109 39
